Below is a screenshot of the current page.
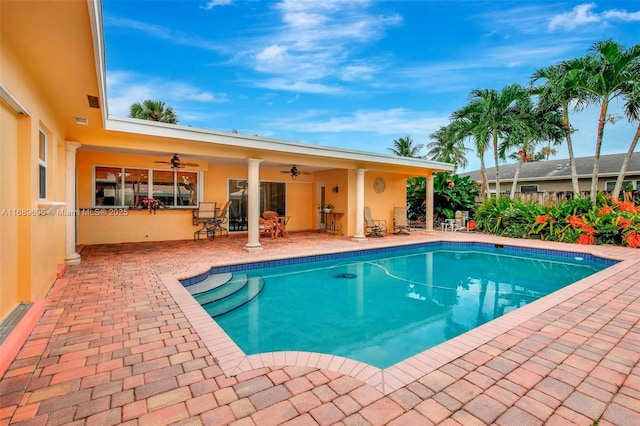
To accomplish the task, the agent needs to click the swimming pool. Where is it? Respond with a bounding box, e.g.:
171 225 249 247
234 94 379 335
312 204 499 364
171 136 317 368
185 242 613 369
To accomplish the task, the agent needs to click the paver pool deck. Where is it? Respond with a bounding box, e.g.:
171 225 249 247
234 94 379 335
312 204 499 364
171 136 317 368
1 230 639 425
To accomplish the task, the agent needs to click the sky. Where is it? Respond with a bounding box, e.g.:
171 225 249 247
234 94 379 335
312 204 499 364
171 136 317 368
102 0 640 172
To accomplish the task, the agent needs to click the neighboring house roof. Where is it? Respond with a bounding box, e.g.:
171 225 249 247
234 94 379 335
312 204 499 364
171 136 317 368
460 152 640 183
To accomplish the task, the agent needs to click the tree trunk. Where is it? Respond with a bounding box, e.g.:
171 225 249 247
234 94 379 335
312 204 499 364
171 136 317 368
562 105 581 195
479 156 488 199
590 98 609 203
493 128 500 198
612 121 640 200
510 160 523 200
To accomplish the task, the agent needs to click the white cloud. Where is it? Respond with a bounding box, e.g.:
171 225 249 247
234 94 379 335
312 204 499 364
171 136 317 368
106 71 228 116
254 78 342 94
269 108 448 136
202 0 233 10
104 16 226 53
240 1 401 91
549 3 640 31
549 3 601 31
602 8 640 21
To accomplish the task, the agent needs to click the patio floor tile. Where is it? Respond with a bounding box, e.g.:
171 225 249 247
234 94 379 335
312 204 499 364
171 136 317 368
1 231 639 424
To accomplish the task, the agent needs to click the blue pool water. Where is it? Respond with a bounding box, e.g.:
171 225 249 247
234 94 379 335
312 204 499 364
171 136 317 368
202 244 612 369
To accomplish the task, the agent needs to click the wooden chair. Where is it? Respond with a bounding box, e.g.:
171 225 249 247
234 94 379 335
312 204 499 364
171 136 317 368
262 211 287 238
259 217 277 239
192 202 217 240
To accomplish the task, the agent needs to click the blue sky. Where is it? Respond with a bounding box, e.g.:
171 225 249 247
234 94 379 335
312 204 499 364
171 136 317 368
103 1 640 172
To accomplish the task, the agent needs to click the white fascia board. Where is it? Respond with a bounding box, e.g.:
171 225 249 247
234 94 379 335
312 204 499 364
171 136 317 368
105 115 454 171
88 0 109 126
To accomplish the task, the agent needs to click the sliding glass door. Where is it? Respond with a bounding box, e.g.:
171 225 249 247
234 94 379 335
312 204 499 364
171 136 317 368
228 179 286 232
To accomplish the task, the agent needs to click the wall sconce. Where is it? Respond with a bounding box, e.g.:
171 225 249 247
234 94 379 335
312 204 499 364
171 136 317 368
332 186 339 193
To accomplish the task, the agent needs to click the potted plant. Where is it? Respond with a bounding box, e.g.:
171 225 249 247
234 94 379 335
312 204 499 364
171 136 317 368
141 197 162 214
322 204 334 213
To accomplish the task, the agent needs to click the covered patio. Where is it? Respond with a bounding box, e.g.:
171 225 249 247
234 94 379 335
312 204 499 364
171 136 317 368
1 231 639 425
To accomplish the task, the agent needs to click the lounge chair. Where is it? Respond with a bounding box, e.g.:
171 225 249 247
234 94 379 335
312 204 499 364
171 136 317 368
364 206 387 237
393 206 410 235
192 202 217 240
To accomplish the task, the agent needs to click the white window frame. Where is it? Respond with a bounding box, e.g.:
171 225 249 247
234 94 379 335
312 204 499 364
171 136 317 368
519 184 538 193
93 165 202 208
606 180 631 192
38 129 47 200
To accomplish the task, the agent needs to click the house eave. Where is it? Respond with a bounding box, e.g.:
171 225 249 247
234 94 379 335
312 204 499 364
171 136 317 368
104 115 454 172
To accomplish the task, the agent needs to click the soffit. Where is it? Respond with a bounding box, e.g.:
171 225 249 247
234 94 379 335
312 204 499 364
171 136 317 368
1 0 103 135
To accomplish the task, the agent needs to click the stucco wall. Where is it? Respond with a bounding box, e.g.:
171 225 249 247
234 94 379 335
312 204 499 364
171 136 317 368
76 151 319 244
1 42 66 321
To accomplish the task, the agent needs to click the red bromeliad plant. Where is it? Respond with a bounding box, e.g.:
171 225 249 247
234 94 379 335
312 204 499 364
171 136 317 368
566 214 598 245
624 230 640 248
478 195 640 248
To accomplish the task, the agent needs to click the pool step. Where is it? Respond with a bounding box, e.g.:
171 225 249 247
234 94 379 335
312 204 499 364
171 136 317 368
202 276 265 318
194 274 248 305
186 272 233 295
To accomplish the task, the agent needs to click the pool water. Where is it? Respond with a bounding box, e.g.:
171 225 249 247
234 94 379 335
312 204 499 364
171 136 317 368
210 245 609 368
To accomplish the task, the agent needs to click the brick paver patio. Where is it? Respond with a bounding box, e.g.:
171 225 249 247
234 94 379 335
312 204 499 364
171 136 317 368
1 231 639 425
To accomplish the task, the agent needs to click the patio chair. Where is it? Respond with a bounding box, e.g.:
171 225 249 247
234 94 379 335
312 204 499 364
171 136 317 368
210 200 232 237
262 210 289 237
364 206 387 237
259 217 277 239
192 202 217 240
393 206 410 235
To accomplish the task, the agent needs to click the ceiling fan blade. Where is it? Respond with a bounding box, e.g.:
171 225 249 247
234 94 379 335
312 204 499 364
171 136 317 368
154 161 172 164
181 162 200 167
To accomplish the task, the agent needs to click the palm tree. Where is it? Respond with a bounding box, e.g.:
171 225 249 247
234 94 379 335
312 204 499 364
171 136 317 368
538 145 558 160
388 135 424 158
530 64 591 196
129 99 179 124
612 79 640 200
449 115 491 199
568 40 640 203
425 124 470 170
500 96 564 199
452 84 528 197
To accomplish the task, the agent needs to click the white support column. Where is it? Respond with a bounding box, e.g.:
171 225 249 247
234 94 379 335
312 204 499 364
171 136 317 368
244 158 263 252
65 141 82 265
351 168 367 241
426 174 434 232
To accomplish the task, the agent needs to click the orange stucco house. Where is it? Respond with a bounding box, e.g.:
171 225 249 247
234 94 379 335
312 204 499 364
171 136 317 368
0 0 452 374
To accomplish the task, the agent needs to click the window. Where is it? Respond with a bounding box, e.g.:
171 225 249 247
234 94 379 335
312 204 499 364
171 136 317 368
606 181 631 192
38 130 47 199
520 184 538 193
228 179 286 232
94 166 199 208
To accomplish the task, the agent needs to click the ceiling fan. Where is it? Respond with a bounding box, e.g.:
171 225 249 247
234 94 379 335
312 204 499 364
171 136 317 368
280 165 310 180
154 154 199 169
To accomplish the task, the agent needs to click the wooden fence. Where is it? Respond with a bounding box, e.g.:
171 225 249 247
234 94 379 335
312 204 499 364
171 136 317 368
489 190 640 206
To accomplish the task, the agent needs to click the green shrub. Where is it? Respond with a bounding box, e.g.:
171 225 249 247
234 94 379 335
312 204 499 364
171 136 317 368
474 195 640 248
